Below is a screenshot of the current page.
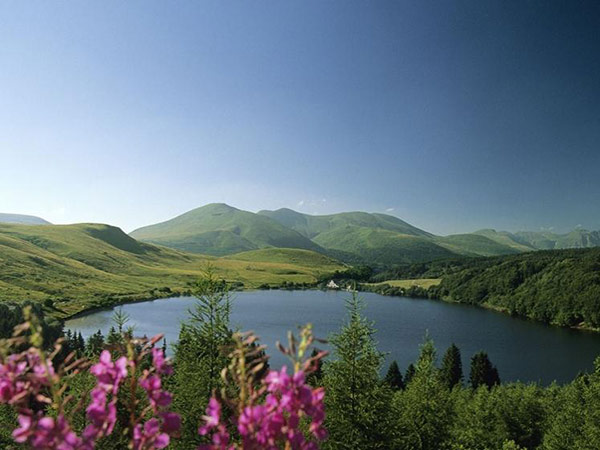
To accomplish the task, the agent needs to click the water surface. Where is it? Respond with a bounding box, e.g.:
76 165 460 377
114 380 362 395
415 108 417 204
66 290 600 384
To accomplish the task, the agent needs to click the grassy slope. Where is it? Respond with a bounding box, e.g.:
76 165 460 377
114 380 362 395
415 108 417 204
130 203 324 256
259 208 523 263
365 278 441 289
473 229 535 252
435 233 524 256
481 229 600 251
258 208 433 239
0 223 344 318
312 226 456 264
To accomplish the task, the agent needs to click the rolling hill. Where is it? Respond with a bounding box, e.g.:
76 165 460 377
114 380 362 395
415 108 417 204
130 203 324 256
131 204 525 265
475 228 600 251
429 247 600 329
258 208 520 263
0 223 344 317
0 213 50 225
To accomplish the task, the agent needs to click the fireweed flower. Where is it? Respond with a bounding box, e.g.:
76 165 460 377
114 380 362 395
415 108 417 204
89 350 128 394
199 365 327 449
1 334 180 449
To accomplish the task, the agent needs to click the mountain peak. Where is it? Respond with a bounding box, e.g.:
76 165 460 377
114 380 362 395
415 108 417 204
0 213 51 225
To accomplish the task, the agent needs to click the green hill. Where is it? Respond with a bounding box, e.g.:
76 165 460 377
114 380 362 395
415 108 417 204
435 233 525 256
258 208 433 239
0 213 50 225
130 203 324 256
429 247 600 329
472 229 535 252
0 223 344 317
259 208 521 264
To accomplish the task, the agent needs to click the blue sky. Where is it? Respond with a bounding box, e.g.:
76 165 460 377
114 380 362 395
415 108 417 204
1 1 599 234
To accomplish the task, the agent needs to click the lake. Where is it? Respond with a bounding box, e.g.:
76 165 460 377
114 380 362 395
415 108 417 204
65 290 600 385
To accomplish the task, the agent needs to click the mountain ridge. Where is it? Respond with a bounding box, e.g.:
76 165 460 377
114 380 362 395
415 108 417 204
0 213 50 225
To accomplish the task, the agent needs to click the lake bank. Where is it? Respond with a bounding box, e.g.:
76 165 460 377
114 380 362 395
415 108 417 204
65 290 600 384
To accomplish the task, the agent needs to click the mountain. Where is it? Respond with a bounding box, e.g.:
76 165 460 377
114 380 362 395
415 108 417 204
258 208 433 239
0 222 343 317
258 208 520 264
477 228 600 251
433 233 525 257
135 204 597 265
0 213 50 225
130 203 324 256
472 229 535 252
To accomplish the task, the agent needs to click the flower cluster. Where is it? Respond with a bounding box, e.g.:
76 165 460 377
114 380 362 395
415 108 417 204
0 333 180 450
200 367 326 450
199 327 328 450
0 348 85 449
84 350 128 443
134 347 181 450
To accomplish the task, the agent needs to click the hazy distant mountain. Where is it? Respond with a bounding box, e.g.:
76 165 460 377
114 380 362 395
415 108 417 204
259 208 521 263
130 203 324 256
0 213 50 225
132 203 598 264
476 228 600 251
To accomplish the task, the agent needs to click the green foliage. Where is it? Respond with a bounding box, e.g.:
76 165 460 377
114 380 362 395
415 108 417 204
428 247 600 328
391 337 452 449
171 268 234 448
384 360 405 391
322 292 393 448
470 352 500 389
440 343 463 389
542 358 600 449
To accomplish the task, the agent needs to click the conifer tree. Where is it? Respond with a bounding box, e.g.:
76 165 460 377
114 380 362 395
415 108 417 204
470 351 500 389
440 343 463 389
171 266 234 447
323 291 392 449
384 360 404 390
391 336 452 450
405 363 416 385
85 330 105 357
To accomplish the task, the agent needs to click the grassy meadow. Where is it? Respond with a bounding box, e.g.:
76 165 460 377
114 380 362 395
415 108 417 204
0 223 345 318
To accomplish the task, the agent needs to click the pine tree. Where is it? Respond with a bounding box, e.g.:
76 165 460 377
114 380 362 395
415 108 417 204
76 332 85 355
440 343 463 389
470 351 500 389
86 330 105 356
405 363 416 385
384 360 404 390
323 291 393 449
392 337 452 449
171 267 234 447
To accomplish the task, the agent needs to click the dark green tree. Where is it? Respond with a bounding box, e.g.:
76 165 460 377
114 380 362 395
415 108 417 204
470 351 500 389
85 330 105 357
440 343 463 389
392 337 452 449
384 360 405 390
171 267 233 448
323 291 393 449
405 363 416 385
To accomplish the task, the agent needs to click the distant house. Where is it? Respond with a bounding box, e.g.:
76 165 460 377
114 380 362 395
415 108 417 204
326 280 339 289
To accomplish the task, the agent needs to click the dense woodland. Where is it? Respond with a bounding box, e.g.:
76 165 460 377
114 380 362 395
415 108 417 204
356 248 600 329
2 275 600 449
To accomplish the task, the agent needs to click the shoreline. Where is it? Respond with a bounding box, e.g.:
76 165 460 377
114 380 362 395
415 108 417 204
62 284 600 335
